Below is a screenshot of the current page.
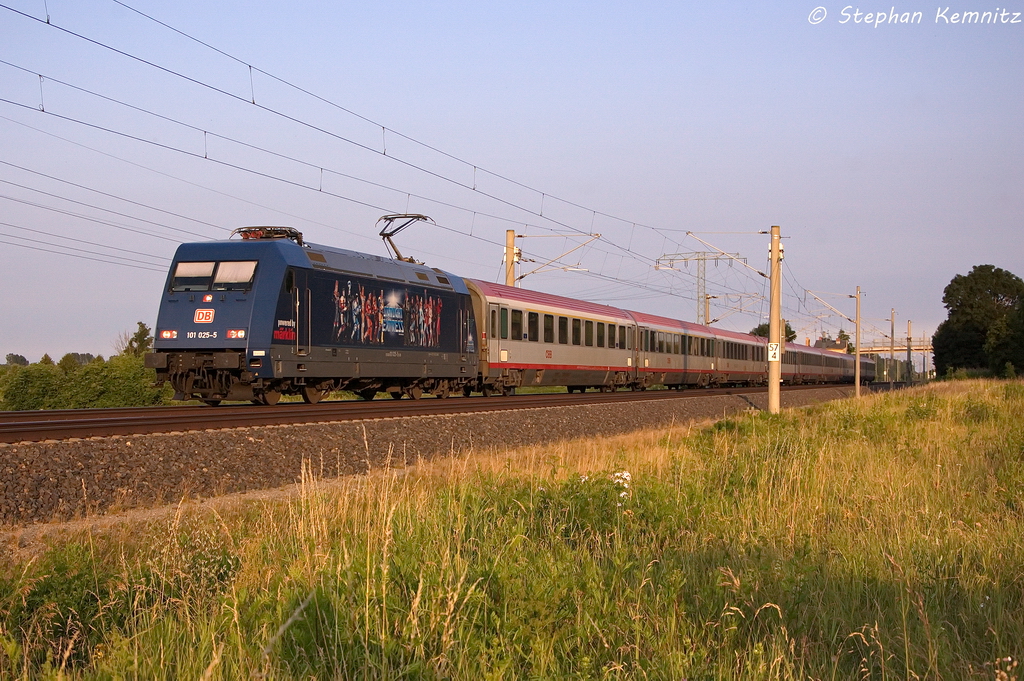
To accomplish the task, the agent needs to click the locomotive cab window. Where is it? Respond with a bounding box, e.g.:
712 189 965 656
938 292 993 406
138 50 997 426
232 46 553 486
170 261 215 291
212 261 257 291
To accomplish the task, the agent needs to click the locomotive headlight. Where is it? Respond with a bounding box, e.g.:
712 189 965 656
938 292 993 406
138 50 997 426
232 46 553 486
159 330 178 339
203 294 214 302
227 329 246 339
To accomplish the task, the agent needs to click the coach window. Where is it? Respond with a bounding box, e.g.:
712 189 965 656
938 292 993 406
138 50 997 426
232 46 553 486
572 319 582 345
659 332 666 353
543 314 554 343
559 316 569 344
626 327 633 350
597 322 605 348
528 312 539 342
170 261 215 291
585 320 594 347
511 310 524 340
500 308 509 340
607 324 616 347
619 325 627 350
490 309 497 340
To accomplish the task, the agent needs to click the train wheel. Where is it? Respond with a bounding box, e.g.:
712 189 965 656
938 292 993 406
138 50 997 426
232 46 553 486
301 386 326 404
262 390 281 406
359 388 377 401
202 399 222 407
482 386 493 398
502 386 515 397
463 386 473 397
408 386 423 400
390 391 403 400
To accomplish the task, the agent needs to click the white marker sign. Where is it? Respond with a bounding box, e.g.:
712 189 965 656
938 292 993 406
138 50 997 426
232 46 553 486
768 342 781 362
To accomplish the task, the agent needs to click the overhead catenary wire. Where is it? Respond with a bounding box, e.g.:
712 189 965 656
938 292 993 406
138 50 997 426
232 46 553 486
0 219 168 261
0 192 190 244
0 160 224 238
0 239 166 272
105 0 699 254
0 222 168 271
0 60 659 273
0 4 880 333
0 94 714 305
0 4 695 278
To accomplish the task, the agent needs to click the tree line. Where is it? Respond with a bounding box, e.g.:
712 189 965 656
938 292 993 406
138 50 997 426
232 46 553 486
0 323 170 410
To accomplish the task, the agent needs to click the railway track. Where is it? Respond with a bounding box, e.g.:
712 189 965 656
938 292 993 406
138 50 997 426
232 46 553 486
0 384 837 444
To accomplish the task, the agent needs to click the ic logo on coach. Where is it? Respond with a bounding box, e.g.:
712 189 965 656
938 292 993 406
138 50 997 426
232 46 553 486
194 309 215 323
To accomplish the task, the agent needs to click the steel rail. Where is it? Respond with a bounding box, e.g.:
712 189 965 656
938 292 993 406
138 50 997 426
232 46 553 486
0 385 838 444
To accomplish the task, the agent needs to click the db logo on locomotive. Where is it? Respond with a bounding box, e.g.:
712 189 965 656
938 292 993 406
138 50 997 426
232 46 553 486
194 309 215 323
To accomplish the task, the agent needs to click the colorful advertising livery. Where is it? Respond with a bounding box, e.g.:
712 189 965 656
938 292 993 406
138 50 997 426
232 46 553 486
272 268 469 353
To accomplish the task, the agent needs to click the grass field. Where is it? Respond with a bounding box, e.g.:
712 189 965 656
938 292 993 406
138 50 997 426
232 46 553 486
2 380 1022 679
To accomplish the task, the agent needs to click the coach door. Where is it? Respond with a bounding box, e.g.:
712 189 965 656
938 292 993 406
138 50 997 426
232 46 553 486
488 303 508 365
292 270 312 356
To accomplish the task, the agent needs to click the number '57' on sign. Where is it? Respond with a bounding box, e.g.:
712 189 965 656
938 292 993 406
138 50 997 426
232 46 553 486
768 343 781 362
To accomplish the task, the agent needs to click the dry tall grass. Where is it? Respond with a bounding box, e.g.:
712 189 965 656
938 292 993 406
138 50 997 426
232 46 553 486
2 380 1022 679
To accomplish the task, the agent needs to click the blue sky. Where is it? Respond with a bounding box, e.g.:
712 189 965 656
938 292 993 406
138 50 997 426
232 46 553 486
1 1 1021 360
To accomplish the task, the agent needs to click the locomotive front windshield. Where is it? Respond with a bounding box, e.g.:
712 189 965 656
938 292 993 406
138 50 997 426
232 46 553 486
170 260 257 292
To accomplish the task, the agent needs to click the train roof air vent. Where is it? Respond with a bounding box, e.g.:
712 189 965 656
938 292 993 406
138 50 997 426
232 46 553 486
231 226 304 246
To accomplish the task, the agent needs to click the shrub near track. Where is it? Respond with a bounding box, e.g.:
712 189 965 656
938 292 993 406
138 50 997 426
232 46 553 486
1 380 1022 679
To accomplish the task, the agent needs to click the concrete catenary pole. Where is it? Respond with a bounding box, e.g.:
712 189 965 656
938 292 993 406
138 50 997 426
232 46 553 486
890 308 896 386
854 286 861 399
907 320 913 384
504 229 516 287
768 225 782 414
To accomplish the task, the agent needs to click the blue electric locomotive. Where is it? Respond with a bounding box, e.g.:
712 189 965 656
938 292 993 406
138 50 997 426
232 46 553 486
145 227 479 404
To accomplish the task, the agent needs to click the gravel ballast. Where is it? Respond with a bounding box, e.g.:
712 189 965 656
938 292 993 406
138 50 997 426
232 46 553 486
0 387 853 527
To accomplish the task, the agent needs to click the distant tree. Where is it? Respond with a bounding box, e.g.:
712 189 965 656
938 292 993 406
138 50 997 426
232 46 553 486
5 353 29 366
837 329 853 353
750 321 797 343
933 265 1024 375
38 353 54 365
116 322 154 357
57 353 81 374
